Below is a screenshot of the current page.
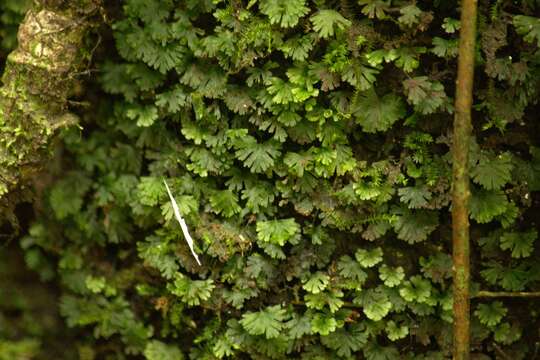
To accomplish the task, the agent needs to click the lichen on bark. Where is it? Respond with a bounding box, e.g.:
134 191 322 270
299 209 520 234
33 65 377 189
0 0 101 220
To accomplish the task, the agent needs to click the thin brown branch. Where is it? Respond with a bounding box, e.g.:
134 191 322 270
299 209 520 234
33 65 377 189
452 0 478 359
474 291 540 298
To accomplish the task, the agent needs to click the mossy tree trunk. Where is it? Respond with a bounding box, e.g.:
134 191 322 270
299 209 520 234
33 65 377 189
452 0 478 359
0 0 101 221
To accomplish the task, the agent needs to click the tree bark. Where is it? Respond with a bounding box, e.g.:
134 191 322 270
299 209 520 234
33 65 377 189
0 0 101 222
452 0 478 359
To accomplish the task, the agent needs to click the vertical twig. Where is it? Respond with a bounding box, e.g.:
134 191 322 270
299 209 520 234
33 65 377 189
452 0 478 359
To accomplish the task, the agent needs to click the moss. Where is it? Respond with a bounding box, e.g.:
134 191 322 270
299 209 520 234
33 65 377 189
0 3 101 219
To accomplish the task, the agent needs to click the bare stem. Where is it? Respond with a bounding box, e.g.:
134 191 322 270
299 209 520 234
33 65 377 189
474 291 540 298
452 0 478 359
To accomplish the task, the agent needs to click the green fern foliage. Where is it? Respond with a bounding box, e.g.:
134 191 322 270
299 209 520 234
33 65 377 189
9 0 540 358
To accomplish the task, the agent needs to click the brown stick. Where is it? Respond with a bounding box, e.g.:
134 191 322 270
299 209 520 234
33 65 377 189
452 0 478 359
474 291 540 298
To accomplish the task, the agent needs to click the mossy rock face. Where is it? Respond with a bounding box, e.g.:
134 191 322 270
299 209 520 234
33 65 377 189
14 10 82 73
0 2 100 217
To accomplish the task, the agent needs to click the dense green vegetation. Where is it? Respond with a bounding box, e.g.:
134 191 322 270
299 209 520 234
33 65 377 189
2 0 540 359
